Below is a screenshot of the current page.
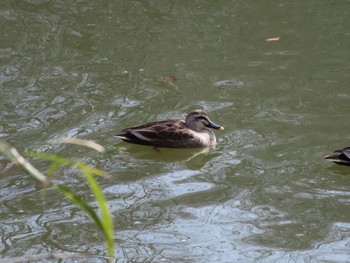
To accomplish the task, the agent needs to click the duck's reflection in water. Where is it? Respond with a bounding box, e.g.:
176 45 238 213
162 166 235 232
116 143 222 170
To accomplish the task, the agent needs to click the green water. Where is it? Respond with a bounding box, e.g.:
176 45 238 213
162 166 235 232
1 0 350 262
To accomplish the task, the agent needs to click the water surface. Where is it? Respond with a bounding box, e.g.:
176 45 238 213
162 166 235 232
1 0 350 262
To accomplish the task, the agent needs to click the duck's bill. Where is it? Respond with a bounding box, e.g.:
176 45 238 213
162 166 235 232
208 121 224 131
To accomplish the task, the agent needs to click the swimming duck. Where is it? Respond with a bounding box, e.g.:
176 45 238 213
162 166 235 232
324 147 350 166
116 109 224 148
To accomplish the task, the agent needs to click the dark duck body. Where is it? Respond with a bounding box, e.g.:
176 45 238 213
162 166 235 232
116 109 224 148
324 147 350 166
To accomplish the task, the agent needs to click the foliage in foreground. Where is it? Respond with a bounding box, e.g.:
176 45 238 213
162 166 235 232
0 139 114 260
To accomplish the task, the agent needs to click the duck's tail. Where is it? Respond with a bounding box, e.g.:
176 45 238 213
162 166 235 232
324 147 350 166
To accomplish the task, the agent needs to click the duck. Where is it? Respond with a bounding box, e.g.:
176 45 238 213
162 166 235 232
324 147 350 166
115 109 224 148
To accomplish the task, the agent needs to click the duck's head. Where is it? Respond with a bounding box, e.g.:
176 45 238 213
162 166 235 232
185 109 224 132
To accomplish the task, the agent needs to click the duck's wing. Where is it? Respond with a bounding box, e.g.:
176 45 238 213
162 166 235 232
119 120 176 132
325 147 350 166
116 119 200 148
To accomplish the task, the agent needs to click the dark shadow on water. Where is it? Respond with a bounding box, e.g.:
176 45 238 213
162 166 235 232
324 164 350 176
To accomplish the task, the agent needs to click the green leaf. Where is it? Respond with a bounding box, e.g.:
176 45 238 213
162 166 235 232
0 141 48 184
55 184 104 232
77 165 114 257
1 140 115 258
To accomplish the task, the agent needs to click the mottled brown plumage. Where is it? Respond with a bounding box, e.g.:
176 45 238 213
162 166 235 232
116 109 224 148
324 147 350 166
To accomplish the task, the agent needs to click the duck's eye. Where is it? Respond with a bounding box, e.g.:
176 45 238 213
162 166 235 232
197 116 209 125
196 116 205 121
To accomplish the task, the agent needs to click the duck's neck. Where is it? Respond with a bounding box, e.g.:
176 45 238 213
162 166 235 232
198 128 216 145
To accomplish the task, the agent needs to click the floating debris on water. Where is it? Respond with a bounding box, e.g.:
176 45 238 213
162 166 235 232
212 79 245 88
